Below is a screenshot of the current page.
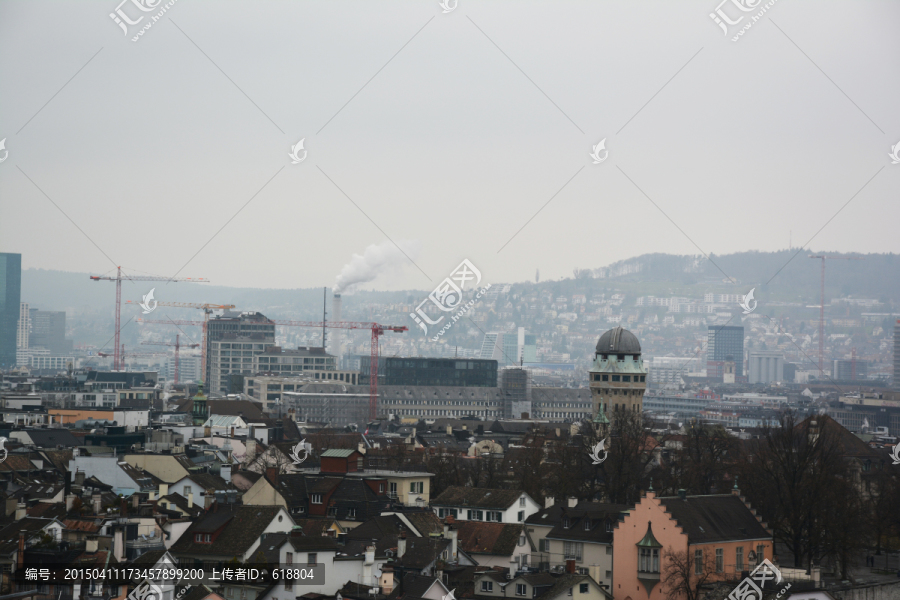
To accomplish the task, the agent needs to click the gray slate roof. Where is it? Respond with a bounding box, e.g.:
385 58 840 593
657 493 771 543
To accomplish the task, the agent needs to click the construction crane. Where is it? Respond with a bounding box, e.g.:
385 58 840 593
97 346 166 367
137 318 408 420
89 267 208 370
141 335 200 385
128 301 235 377
808 255 863 377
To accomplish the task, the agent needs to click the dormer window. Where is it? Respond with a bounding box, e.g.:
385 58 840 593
583 520 591 531
194 533 211 544
563 518 570 529
311 494 322 504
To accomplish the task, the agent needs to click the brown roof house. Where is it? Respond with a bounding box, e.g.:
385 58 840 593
431 487 541 524
169 504 295 566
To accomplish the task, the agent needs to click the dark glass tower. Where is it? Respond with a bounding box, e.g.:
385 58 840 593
0 253 22 369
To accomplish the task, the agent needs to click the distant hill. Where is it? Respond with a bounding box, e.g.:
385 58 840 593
21 250 900 348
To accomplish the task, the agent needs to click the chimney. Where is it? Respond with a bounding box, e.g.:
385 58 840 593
398 532 407 558
65 494 76 512
545 497 554 509
160 483 169 497
380 567 394 594
148 490 155 501
221 464 232 481
204 493 214 510
17 531 25 569
188 493 193 508
811 565 821 587
565 559 576 574
231 427 235 438
567 497 577 508
15 503 26 521
363 545 375 586
92 493 102 515
266 466 278 482
446 425 452 435
246 439 257 461
450 527 458 561
132 495 139 509
85 535 98 553
331 294 342 361
678 489 687 500
120 498 127 516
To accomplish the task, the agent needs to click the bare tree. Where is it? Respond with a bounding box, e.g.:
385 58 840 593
596 410 660 505
661 545 720 600
735 413 857 571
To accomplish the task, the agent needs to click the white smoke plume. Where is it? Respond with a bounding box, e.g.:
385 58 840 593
333 239 421 294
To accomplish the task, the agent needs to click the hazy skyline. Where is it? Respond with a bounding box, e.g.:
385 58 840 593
2 0 899 292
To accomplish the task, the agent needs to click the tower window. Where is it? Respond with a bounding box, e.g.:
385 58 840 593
622 375 630 382
602 375 608 381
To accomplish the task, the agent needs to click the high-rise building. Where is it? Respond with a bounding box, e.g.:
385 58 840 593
589 326 647 424
832 359 868 381
28 310 73 354
0 253 21 369
500 327 538 366
894 321 900 392
707 325 744 379
205 311 276 394
17 302 29 349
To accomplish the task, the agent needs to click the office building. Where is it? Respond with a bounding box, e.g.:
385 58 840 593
253 345 337 374
17 302 29 349
749 352 784 384
832 359 869 381
500 327 537 366
359 356 497 387
205 311 276 394
648 356 694 387
895 321 900 392
478 332 503 361
589 326 648 423
162 354 202 384
707 325 745 379
0 253 21 369
28 310 73 354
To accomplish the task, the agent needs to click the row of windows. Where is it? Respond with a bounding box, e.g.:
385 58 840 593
694 545 765 574
591 374 646 382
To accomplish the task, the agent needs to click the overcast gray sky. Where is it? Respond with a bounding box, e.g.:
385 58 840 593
1 0 898 292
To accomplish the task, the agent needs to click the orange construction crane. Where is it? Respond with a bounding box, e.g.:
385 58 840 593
128 301 234 377
808 255 863 377
141 334 200 385
137 318 408 420
90 267 208 370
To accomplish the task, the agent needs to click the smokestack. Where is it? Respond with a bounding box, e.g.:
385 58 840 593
331 294 342 363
